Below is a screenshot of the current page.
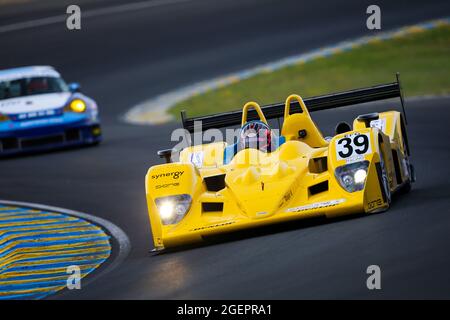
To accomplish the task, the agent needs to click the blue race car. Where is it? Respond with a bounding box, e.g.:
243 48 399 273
0 66 101 156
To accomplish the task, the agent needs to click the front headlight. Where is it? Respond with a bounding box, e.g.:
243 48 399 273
335 160 369 192
154 194 192 225
0 113 9 122
66 99 86 113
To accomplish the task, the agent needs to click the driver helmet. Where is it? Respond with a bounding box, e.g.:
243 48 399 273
240 120 273 153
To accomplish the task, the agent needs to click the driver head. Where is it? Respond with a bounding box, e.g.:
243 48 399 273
240 120 273 152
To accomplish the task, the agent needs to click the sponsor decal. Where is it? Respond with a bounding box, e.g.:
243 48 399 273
368 198 383 210
14 109 61 120
283 190 293 202
190 151 204 167
286 199 345 213
370 118 386 132
0 100 21 108
278 189 293 208
18 117 64 128
191 221 235 231
151 171 184 180
155 182 180 189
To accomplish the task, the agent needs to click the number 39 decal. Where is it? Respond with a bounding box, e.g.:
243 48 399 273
336 133 372 161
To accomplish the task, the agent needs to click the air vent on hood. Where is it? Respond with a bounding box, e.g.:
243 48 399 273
204 174 226 192
309 180 329 196
202 202 224 212
309 156 328 173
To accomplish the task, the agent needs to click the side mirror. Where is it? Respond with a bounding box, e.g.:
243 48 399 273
157 148 177 163
68 82 81 93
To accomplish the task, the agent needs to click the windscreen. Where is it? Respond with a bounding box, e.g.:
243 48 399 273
0 76 69 100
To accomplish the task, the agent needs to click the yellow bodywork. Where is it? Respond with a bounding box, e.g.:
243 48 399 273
145 95 411 250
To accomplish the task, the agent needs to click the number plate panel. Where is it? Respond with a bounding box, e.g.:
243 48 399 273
335 133 372 163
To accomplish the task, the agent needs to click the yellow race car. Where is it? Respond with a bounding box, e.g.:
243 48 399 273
145 75 414 251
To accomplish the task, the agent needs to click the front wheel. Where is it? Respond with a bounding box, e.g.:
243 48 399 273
400 138 415 194
379 149 392 207
400 162 414 194
371 151 391 214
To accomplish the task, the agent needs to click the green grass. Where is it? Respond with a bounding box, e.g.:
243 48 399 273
169 25 450 118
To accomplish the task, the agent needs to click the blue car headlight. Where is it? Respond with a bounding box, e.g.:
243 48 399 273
0 113 9 122
335 160 370 192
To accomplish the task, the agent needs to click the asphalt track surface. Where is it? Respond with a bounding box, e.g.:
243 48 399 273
1 0 450 299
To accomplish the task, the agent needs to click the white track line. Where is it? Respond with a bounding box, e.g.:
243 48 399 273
0 199 131 289
0 0 194 34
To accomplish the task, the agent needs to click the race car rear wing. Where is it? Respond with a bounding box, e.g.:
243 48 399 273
181 73 406 133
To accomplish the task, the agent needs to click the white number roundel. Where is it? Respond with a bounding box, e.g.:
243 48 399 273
336 133 372 162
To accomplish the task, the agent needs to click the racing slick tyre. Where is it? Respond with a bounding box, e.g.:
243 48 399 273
379 146 392 208
401 140 414 194
399 119 414 194
401 159 413 194
396 138 414 195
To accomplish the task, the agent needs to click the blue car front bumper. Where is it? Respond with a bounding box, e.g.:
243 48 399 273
0 112 101 156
